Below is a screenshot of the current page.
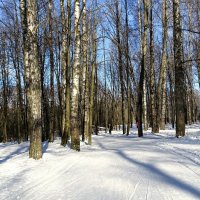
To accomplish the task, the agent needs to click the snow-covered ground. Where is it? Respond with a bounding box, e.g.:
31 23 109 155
0 124 200 200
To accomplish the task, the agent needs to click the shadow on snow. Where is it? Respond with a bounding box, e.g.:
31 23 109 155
95 136 200 199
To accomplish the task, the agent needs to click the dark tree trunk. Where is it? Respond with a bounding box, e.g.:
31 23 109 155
173 0 186 137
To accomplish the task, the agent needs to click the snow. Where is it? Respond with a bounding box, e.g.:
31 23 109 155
0 124 200 200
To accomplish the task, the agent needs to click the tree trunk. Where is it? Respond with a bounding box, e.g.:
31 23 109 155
173 0 186 137
60 0 67 137
88 5 97 144
115 0 125 135
143 80 148 131
186 1 193 125
125 0 131 136
71 0 80 151
195 0 200 88
13 4 24 143
137 0 148 137
94 65 98 136
1 32 8 143
160 0 168 130
27 0 42 159
20 0 29 142
168 61 175 129
84 19 91 142
103 31 108 133
149 0 158 133
81 0 87 141
48 0 55 142
142 0 148 132
62 0 72 146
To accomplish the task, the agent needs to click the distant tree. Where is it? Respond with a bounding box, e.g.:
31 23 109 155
48 0 55 142
81 0 87 142
137 0 148 137
0 32 8 143
115 0 126 135
159 0 168 130
62 0 72 146
149 0 158 133
88 0 98 144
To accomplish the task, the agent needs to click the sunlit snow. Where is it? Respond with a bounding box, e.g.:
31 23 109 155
0 124 200 200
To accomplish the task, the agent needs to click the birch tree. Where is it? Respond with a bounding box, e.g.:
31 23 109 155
71 0 81 150
60 0 67 137
27 0 42 159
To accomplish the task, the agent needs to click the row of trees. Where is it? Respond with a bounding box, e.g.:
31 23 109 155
0 0 200 159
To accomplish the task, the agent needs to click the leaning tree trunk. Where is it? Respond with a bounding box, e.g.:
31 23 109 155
27 0 42 159
71 0 81 151
173 0 186 137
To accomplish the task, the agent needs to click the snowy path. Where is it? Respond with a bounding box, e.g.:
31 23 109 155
1 131 200 200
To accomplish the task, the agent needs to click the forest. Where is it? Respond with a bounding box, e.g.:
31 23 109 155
0 0 200 160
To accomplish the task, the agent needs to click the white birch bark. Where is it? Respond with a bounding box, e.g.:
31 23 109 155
71 0 80 150
27 0 42 159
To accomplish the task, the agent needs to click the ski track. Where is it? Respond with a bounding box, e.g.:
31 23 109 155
20 154 84 200
156 140 200 177
0 128 200 200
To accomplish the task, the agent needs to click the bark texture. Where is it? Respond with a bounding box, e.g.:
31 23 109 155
27 0 42 159
71 0 80 151
173 0 186 137
160 0 168 130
